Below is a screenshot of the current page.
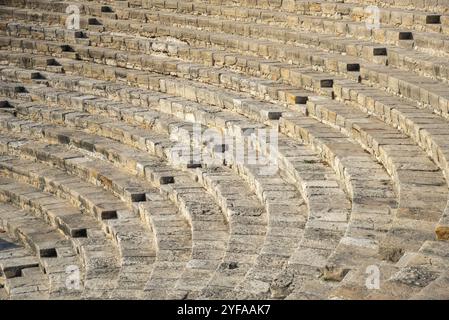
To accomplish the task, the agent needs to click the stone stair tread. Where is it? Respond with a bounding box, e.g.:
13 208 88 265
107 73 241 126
0 0 448 300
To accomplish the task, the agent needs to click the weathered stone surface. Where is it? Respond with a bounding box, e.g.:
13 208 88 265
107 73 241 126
0 0 448 301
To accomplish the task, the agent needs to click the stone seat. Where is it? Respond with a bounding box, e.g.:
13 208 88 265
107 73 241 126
139 0 447 35
0 230 50 299
0 93 301 299
301 97 448 255
0 57 400 298
1 11 438 112
4 8 449 97
0 129 195 299
0 196 85 298
0 0 449 300
0 73 360 299
0 105 231 298
43 1 449 55
0 144 158 298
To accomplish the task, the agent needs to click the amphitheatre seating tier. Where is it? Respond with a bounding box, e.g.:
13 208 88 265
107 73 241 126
0 0 448 300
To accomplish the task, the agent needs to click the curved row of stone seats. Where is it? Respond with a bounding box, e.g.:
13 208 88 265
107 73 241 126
0 162 124 299
0 225 49 299
0 29 334 103
25 6 438 244
118 0 449 16
3 7 448 117
300 97 448 253
0 25 440 266
127 0 449 35
26 26 446 298
278 110 444 298
96 4 449 72
0 60 308 232
0 48 402 296
282 97 449 295
126 15 448 241
0 154 129 299
0 7 444 115
2 21 444 251
24 0 448 60
0 183 85 298
330 79 449 239
0 20 424 134
4 115 270 299
15 6 440 79
0 64 440 296
190 167 270 299
0 160 131 299
0 16 444 111
0 103 243 299
3 0 449 68
0 126 195 299
0 90 313 299
0 47 396 222
0 68 356 300
340 0 449 14
3 94 266 298
4 114 248 300
19 9 444 151
0 128 219 298
0 61 390 298
0 0 448 300
0 63 356 298
0 32 290 119
2 81 344 299
120 1 447 45
334 4 447 33
0 138 157 299
77 13 440 292
276 114 397 297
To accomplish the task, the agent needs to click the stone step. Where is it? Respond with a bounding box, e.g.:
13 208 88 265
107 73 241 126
2 74 355 299
137 0 448 35
1 14 447 121
0 37 382 298
0 0 448 300
0 233 40 279
0 62 396 298
0 166 122 299
0 127 193 299
0 95 296 299
18 0 447 57
278 112 398 295
332 79 449 240
0 146 156 298
0 106 231 298
0 93 346 300
1 72 362 298
0 38 440 292
5 0 443 55
0 197 84 298
136 0 449 16
299 97 448 260
2 12 445 117
0 233 50 299
1 110 268 298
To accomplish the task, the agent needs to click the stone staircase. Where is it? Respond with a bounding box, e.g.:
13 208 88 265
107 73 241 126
0 0 448 300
